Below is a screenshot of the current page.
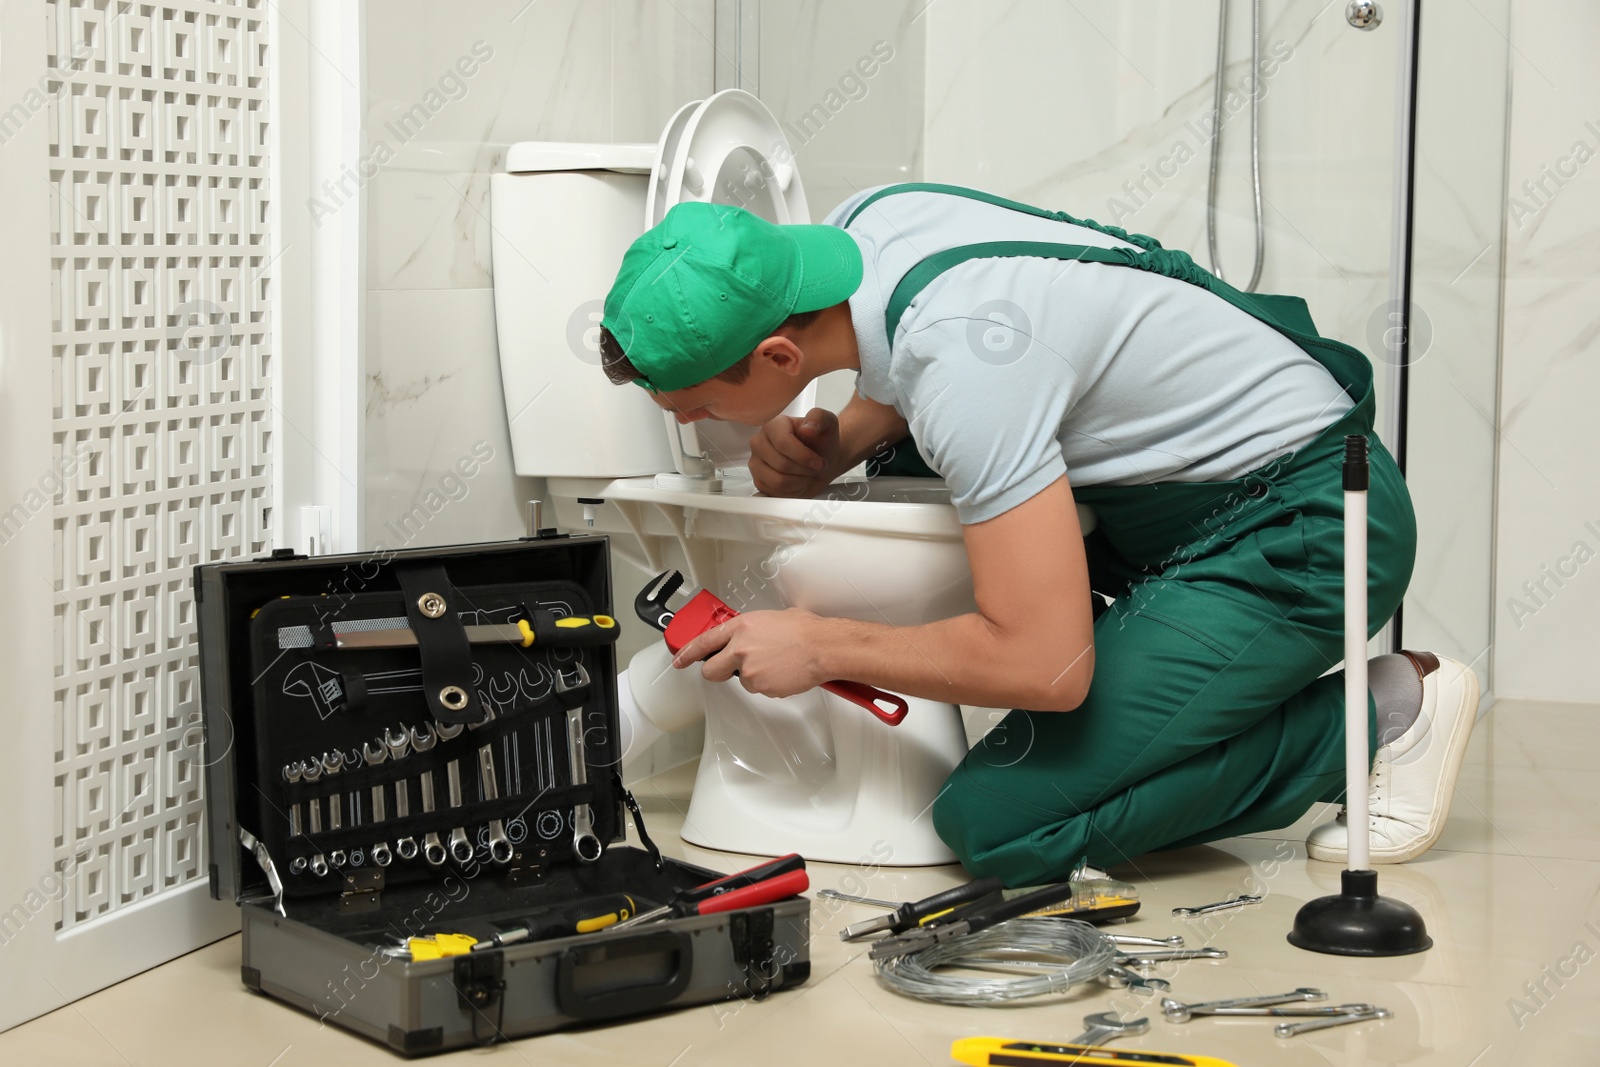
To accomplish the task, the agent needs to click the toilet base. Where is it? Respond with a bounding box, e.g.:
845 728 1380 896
675 685 967 866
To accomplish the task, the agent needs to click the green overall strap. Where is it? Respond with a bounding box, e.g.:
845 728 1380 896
859 183 1369 409
884 238 1369 411
852 183 1375 481
842 182 1163 255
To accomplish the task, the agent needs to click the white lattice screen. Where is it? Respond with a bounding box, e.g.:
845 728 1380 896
46 0 273 931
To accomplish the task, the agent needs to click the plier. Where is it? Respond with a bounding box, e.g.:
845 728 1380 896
608 853 810 930
838 877 1005 942
634 569 911 726
867 880 1092 960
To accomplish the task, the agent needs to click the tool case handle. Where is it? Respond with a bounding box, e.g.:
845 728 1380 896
555 929 694 1021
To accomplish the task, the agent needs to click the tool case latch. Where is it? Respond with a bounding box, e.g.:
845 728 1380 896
730 907 778 1001
454 951 506 1046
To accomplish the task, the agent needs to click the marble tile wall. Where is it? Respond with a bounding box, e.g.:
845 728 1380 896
359 0 715 670
922 0 1400 429
1491 1 1600 703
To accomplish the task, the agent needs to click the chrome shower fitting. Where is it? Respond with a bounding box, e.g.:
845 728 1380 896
1207 0 1266 293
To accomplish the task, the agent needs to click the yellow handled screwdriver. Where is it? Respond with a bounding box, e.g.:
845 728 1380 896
470 894 641 951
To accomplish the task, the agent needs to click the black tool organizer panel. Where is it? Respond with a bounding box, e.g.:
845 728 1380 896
251 579 615 895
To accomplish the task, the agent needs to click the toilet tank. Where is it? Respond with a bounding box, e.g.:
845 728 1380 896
489 143 675 477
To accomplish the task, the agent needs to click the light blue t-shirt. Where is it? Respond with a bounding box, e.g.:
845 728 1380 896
826 186 1353 524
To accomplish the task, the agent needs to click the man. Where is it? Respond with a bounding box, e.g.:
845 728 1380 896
596 183 1479 886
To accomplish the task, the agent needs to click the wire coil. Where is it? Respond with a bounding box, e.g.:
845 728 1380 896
872 918 1116 1005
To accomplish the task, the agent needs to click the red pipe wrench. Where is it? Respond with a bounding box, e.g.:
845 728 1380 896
634 570 909 726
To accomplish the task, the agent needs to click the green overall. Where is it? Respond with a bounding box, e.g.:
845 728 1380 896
848 184 1417 885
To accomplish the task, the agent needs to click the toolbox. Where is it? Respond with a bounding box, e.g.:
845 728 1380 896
196 534 811 1055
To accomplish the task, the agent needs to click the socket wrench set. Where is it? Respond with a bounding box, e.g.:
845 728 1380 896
196 535 809 1055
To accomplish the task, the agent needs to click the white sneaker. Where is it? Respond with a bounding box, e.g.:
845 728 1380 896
1306 652 1481 864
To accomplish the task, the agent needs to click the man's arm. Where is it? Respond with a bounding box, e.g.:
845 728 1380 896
831 392 909 478
679 475 1096 711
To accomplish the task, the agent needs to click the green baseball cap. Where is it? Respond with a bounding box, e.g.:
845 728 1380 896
601 201 863 392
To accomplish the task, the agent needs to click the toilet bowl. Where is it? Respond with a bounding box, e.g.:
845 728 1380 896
489 91 976 863
550 473 977 864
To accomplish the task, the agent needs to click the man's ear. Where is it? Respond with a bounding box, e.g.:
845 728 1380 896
752 334 804 376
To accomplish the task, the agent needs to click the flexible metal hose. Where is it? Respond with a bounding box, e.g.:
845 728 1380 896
1206 0 1265 292
872 918 1116 1005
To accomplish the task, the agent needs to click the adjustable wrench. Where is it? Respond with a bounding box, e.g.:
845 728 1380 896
434 720 473 864
382 727 418 861
299 758 330 877
408 725 448 867
362 741 393 867
557 662 602 863
283 763 307 875
321 752 348 867
468 709 513 865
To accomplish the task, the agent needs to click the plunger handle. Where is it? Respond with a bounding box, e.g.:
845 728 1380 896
1343 434 1371 873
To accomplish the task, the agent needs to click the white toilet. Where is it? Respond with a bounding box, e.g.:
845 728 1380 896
488 91 976 864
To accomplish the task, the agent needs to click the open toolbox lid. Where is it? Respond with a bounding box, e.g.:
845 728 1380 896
194 535 625 907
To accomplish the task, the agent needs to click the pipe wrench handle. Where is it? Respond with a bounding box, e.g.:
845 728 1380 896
821 679 909 725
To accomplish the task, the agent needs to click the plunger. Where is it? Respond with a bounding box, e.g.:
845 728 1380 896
1288 434 1432 956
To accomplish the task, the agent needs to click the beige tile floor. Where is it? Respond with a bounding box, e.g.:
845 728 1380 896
4 696 1599 1066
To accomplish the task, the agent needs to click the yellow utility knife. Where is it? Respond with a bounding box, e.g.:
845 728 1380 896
952 1037 1240 1067
405 932 478 960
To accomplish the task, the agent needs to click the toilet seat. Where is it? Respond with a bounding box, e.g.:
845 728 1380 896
645 100 701 229
645 90 818 478
646 89 811 227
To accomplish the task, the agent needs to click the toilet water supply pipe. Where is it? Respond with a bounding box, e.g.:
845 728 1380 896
1343 434 1370 873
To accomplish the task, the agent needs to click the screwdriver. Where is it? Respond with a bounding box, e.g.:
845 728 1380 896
611 854 810 930
469 893 640 951
839 877 1004 941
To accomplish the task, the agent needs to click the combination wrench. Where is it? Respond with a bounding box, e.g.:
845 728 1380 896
383 727 418 861
299 758 330 877
557 662 602 862
408 725 448 867
1162 988 1330 1022
468 708 513 865
362 741 393 867
321 751 349 867
1276 1007 1392 1037
1066 1012 1149 1047
283 763 307 875
436 720 473 864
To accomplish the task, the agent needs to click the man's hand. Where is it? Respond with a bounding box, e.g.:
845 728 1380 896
748 407 841 497
671 609 828 698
